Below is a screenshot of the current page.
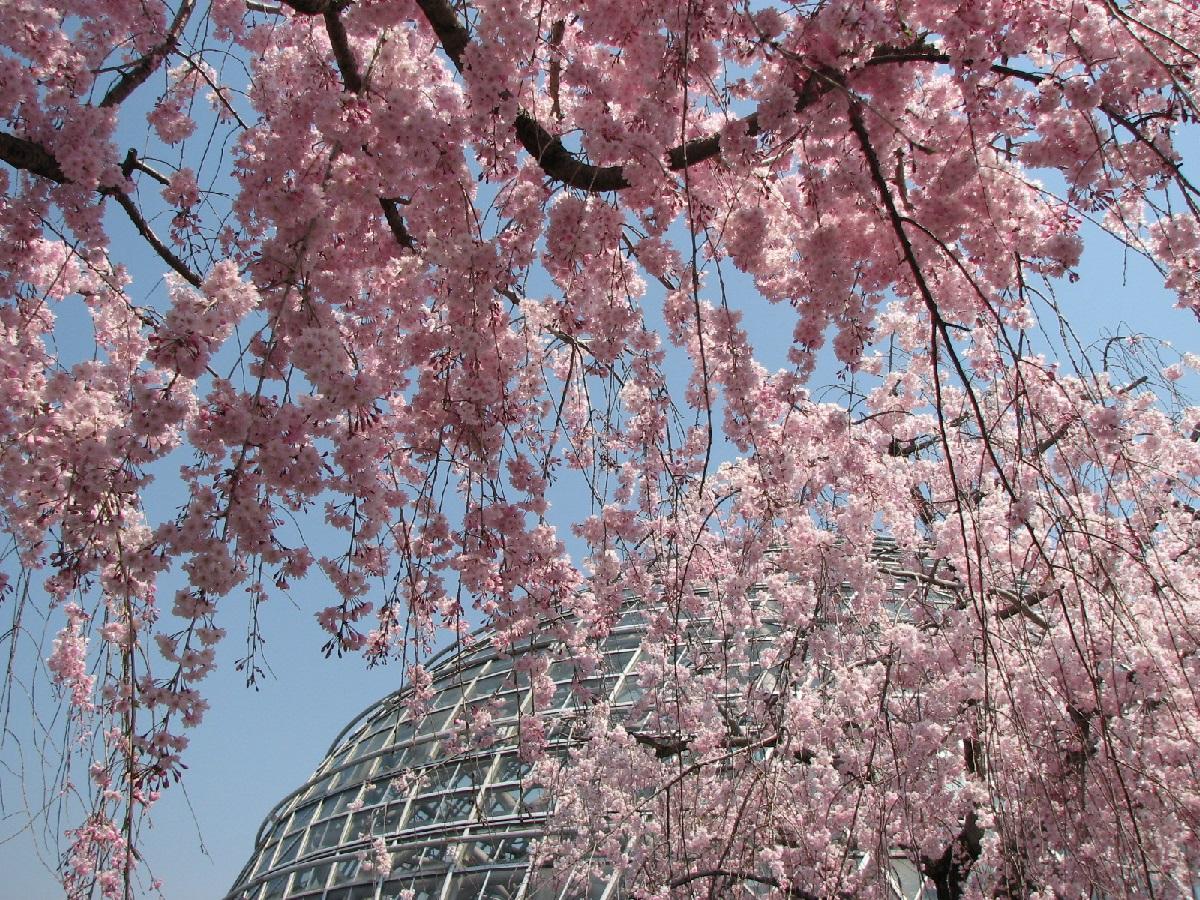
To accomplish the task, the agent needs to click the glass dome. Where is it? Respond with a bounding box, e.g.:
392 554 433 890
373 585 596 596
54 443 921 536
225 604 651 900
227 540 928 900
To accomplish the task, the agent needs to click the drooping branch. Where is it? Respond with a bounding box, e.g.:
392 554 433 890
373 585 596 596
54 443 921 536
0 131 202 284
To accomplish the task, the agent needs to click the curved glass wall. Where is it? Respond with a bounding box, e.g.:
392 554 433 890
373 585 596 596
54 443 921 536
228 539 937 900
226 603 652 900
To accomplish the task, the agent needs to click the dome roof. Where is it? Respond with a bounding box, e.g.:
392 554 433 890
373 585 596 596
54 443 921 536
226 605 650 900
228 540 923 900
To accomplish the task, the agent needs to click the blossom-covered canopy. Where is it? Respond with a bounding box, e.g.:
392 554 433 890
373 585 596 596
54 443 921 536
1 0 1199 896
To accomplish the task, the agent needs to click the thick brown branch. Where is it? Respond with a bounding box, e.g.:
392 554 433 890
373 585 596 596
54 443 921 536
512 113 628 190
279 0 338 13
921 810 984 900
413 0 471 69
100 0 195 108
0 132 67 183
414 0 971 193
379 197 415 250
323 9 363 93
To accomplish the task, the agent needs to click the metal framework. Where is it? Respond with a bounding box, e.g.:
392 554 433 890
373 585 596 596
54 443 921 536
226 605 651 900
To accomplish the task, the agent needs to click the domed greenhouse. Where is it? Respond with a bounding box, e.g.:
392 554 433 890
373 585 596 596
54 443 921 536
227 540 937 900
225 602 652 900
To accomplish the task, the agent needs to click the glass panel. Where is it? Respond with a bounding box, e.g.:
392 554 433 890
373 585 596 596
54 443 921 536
421 842 453 870
305 815 346 852
547 682 574 710
419 763 457 794
273 830 303 867
382 874 446 900
252 846 275 877
481 870 528 900
376 801 406 834
392 721 418 746
497 835 531 863
469 673 512 699
613 679 643 705
291 863 333 893
618 608 646 626
326 787 361 816
376 747 408 776
406 796 443 826
289 801 319 832
346 809 372 841
406 738 437 767
522 785 548 813
390 847 423 873
439 790 476 822
302 774 334 802
360 779 390 808
461 839 498 868
489 692 523 718
604 650 637 673
352 728 391 758
454 872 490 899
603 632 642 651
431 684 464 711
451 758 491 789
330 857 360 886
484 786 519 817
260 875 288 900
492 754 530 784
417 708 454 736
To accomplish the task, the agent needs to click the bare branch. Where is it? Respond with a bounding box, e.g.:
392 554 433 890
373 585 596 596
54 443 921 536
104 189 203 287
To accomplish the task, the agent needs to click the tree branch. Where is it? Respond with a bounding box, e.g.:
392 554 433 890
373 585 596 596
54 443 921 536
668 869 823 899
278 0 339 13
100 0 196 109
104 189 203 287
1 131 202 285
920 810 984 900
323 8 363 93
379 197 415 250
412 0 961 193
0 132 67 183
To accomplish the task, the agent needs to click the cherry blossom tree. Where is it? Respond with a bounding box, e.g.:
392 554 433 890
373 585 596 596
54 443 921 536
2 0 1200 896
